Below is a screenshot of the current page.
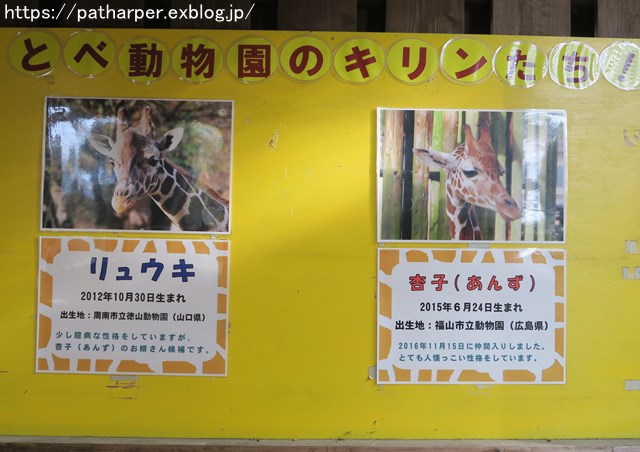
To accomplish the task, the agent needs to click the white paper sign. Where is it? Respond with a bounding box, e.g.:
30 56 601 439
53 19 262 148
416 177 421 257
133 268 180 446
37 237 229 376
377 248 565 384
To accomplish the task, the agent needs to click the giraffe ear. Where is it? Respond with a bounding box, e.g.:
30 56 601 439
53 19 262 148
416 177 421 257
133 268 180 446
88 133 116 157
479 127 492 145
157 127 184 154
413 148 455 171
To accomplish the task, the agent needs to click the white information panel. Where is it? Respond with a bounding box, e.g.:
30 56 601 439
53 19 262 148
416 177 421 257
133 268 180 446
37 237 229 376
377 248 565 384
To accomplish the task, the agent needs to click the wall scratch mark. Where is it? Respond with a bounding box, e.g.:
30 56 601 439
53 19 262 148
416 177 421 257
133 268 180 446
269 129 279 149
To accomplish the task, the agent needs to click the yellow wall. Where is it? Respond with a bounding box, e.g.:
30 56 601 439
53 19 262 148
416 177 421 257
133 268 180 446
1 28 639 439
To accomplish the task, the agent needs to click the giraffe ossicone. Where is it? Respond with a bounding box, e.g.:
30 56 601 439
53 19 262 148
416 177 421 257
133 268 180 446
414 124 521 240
88 104 229 232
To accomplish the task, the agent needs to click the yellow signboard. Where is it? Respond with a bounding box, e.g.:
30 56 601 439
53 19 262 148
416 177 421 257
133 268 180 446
1 27 640 440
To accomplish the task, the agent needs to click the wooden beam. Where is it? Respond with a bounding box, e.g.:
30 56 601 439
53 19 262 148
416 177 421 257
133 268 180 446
385 0 464 33
277 0 357 31
597 0 640 37
492 0 571 36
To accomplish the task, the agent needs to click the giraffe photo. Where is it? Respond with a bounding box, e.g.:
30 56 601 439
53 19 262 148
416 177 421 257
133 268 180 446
41 97 232 233
377 109 567 242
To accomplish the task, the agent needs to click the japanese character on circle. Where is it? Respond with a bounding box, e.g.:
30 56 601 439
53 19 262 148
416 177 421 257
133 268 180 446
238 44 271 78
22 37 51 72
288 45 323 77
128 42 163 77
180 43 216 78
562 51 590 84
454 47 488 80
73 40 109 68
402 46 429 80
344 46 377 78
506 49 536 82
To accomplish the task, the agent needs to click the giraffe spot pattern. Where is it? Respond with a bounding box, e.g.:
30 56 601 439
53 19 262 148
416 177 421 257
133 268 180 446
162 185 189 217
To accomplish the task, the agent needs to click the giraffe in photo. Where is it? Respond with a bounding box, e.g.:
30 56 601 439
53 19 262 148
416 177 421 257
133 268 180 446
88 104 229 232
414 124 521 240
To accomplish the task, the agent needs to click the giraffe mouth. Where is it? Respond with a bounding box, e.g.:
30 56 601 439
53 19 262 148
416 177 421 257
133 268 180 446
500 210 522 221
498 199 522 221
112 195 136 214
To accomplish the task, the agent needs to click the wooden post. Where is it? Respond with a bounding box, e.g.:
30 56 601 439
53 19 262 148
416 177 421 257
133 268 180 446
493 112 509 241
412 111 432 240
381 110 404 240
544 117 559 241
401 111 415 240
278 0 357 31
429 111 445 240
385 0 464 33
510 112 524 241
597 0 640 37
492 0 571 36
431 111 460 240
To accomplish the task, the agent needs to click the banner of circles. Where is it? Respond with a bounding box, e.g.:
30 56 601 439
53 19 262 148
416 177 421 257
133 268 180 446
9 29 640 90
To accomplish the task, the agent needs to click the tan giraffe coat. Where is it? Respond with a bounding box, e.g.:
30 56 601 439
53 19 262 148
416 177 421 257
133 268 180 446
88 105 229 232
414 125 521 240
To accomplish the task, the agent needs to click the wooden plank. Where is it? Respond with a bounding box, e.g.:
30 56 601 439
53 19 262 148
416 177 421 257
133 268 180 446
597 0 640 37
492 0 571 36
412 111 431 240
430 110 460 240
381 110 404 240
537 114 548 241
401 110 416 239
510 112 524 241
385 0 464 33
168 0 252 29
544 116 558 241
492 112 508 241
465 0 493 34
277 0 357 31
429 110 446 240
522 113 539 242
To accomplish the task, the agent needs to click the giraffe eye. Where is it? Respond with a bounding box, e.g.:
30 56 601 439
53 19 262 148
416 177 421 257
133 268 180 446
463 169 479 178
146 157 159 166
498 163 506 176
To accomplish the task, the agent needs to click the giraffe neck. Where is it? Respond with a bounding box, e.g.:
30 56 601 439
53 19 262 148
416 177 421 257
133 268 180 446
445 184 481 240
149 159 229 232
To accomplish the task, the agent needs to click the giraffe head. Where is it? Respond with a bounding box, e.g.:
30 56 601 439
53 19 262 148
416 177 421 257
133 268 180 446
414 125 521 222
88 105 184 214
